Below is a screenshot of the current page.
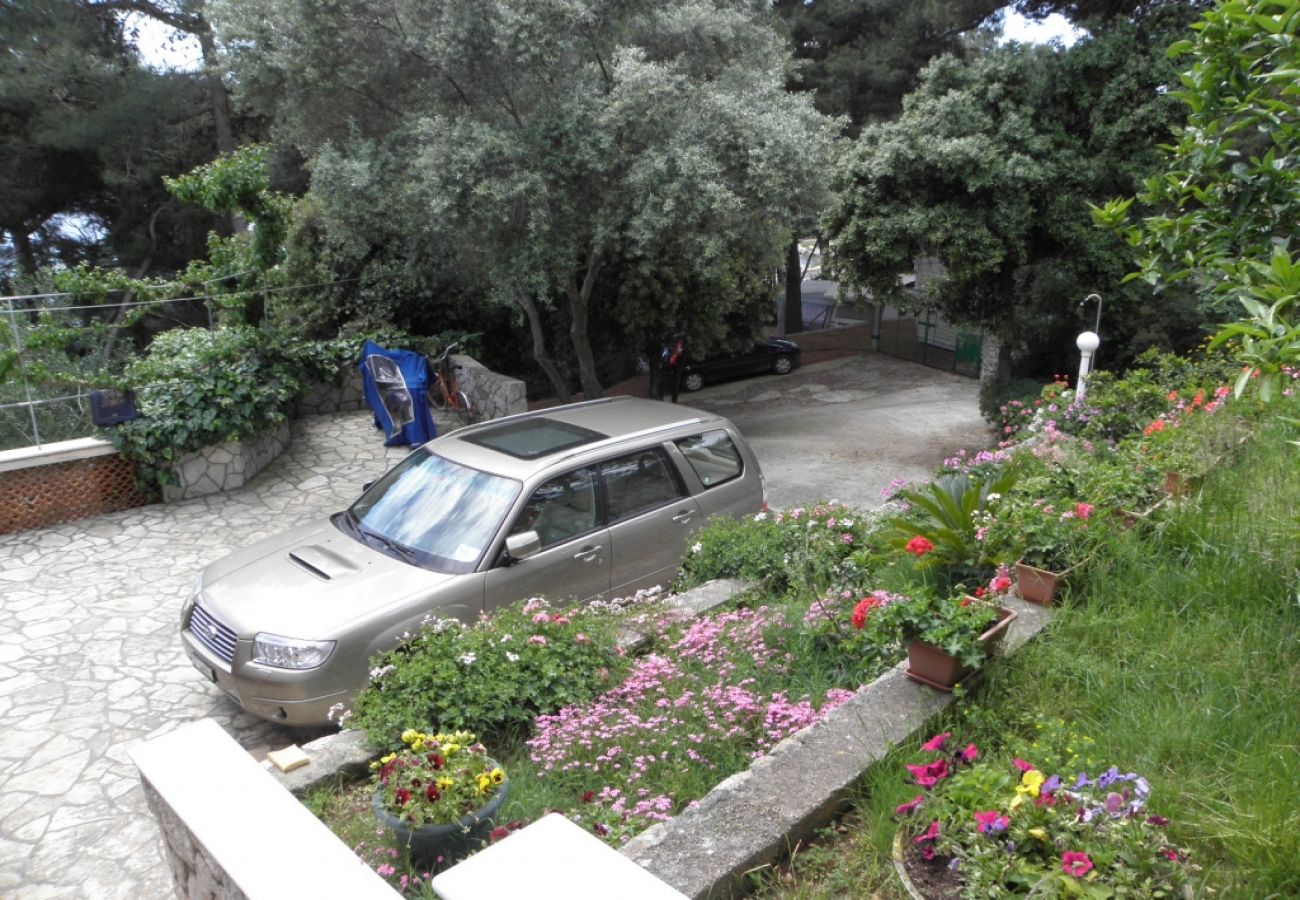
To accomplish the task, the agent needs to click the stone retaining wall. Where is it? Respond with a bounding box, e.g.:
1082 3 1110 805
295 371 368 418
161 421 293 503
451 354 527 421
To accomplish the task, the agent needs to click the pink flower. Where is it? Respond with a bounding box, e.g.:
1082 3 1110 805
913 819 941 844
895 794 924 816
840 532 853 545
959 743 979 763
1061 851 1093 877
921 732 950 752
528 635 548 646
906 758 950 787
1013 757 1035 772
1075 502 1093 519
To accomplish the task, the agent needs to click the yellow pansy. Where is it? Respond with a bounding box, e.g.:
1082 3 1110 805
400 729 419 744
436 776 454 791
1016 769 1045 798
489 768 506 785
1028 828 1049 841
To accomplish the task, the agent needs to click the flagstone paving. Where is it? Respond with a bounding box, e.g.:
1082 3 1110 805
0 352 988 898
0 412 409 899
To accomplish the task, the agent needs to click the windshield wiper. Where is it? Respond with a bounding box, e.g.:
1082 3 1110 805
360 528 418 564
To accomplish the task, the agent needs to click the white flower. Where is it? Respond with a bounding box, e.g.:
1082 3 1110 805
500 633 513 643
691 542 703 554
458 652 477 665
753 512 768 522
505 651 519 663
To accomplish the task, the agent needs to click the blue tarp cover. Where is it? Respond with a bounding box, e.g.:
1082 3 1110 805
358 341 437 446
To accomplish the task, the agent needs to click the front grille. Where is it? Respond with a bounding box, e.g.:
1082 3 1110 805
189 603 237 664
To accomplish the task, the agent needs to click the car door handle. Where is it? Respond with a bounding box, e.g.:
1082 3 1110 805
573 544 603 562
672 510 694 524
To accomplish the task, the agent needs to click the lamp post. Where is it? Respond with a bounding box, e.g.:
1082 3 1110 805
1076 330 1100 402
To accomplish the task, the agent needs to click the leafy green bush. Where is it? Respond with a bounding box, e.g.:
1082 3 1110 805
111 326 301 489
347 596 635 750
679 504 881 596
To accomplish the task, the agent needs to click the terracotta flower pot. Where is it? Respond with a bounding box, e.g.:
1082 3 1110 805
905 607 1017 692
1015 561 1062 606
1164 471 1190 497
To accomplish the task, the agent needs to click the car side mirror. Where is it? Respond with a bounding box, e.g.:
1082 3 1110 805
505 530 542 563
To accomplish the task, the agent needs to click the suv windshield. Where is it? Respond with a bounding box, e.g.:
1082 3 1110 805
344 447 520 573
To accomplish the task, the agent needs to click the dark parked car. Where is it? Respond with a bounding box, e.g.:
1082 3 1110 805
679 338 801 392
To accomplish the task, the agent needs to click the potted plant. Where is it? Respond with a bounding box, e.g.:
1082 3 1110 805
872 573 1018 691
986 496 1094 606
893 726 1190 898
883 469 1018 586
371 728 508 868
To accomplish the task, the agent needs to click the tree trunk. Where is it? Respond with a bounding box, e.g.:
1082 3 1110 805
514 291 570 403
566 249 605 400
8 228 37 276
197 25 236 157
783 236 803 335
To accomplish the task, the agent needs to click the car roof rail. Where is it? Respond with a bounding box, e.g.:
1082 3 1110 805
447 396 632 438
544 417 710 468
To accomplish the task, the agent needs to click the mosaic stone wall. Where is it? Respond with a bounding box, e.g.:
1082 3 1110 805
161 421 293 503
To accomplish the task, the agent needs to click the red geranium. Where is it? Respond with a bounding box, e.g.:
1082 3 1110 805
905 535 935 557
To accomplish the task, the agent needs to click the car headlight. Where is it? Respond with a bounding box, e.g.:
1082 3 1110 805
252 633 336 669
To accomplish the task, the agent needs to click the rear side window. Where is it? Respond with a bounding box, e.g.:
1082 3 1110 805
675 430 743 488
601 449 683 522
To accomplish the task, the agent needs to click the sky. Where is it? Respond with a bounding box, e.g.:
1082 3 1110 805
1001 10 1086 46
130 8 1085 72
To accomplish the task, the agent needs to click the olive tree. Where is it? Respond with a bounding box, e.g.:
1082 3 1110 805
214 0 838 400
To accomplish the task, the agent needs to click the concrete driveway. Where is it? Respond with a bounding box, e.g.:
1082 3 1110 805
683 350 991 510
0 349 989 899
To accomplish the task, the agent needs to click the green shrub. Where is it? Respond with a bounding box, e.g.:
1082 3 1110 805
679 504 882 596
347 596 635 749
111 326 301 489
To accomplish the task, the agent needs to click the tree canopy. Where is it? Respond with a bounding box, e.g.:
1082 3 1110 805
825 22 1192 381
214 0 838 399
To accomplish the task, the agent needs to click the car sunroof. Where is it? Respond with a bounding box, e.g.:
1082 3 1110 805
461 418 607 459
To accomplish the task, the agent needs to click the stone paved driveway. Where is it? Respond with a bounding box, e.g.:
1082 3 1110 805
0 352 990 899
0 413 409 899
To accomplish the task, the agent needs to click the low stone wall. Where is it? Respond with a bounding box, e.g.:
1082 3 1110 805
453 354 527 421
0 438 151 535
134 579 1052 899
295 371 367 418
162 421 293 503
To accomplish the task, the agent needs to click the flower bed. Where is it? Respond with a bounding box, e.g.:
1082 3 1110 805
310 353 1255 893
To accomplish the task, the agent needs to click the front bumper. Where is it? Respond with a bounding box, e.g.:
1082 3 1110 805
181 627 351 726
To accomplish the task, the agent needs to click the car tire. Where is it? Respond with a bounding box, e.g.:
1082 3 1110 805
772 354 794 376
683 371 704 392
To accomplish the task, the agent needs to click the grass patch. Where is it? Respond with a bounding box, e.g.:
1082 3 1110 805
753 422 1300 898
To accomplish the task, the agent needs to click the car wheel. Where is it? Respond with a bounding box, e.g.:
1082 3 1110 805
772 354 794 375
683 371 705 392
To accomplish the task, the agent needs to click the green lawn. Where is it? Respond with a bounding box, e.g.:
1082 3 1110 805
753 420 1300 898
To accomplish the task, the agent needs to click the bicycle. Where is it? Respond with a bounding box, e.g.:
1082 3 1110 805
429 342 475 427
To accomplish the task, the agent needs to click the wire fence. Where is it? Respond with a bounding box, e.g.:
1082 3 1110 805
1 293 212 451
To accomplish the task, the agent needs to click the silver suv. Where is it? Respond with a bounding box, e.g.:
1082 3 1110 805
181 397 765 725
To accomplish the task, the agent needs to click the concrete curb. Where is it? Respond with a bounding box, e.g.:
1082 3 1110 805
256 584 1054 900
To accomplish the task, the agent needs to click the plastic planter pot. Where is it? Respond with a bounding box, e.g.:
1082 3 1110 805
905 606 1017 692
372 771 509 869
1015 561 1063 606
